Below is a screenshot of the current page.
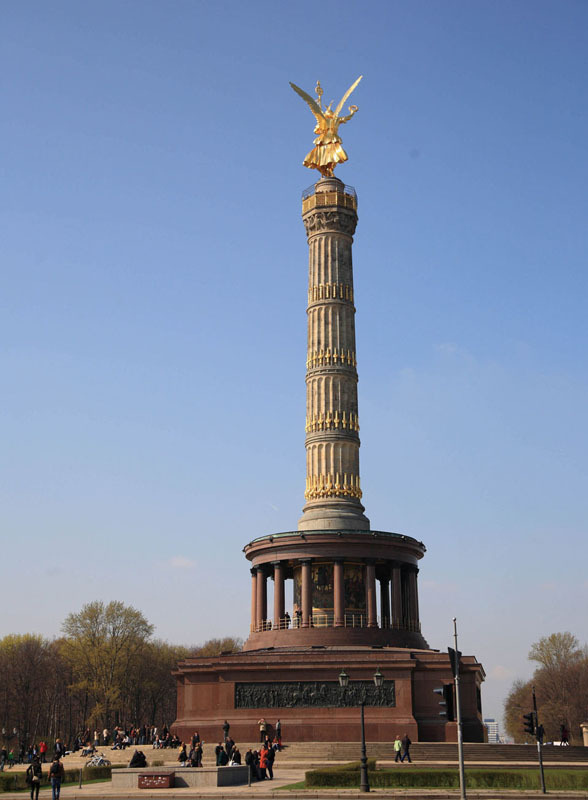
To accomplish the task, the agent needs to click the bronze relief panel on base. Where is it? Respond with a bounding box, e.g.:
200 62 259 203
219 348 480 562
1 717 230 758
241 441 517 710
235 680 395 708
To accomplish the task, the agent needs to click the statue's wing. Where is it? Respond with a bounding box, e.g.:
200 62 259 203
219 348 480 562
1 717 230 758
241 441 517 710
289 81 325 122
334 75 363 117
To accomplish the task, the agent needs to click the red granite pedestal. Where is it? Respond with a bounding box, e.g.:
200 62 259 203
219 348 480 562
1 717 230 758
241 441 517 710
173 645 485 744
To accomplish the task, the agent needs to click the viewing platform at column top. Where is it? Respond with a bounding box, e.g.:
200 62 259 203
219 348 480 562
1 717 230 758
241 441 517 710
301 179 357 213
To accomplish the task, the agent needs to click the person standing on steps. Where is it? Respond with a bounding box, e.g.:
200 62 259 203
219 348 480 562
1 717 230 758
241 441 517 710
53 739 65 761
257 717 267 743
245 749 255 781
394 734 402 762
258 745 268 780
266 742 275 779
400 733 412 763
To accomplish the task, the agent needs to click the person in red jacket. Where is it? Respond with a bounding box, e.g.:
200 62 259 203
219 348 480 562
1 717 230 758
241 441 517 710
258 746 268 780
38 742 47 764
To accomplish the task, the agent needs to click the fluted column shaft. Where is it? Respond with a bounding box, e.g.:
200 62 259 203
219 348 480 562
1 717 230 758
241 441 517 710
299 177 369 531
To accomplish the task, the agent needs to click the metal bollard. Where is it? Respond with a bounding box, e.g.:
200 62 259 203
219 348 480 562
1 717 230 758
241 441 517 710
79 768 83 788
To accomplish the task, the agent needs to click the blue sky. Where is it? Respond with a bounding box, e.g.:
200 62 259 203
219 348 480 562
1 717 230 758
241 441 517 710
1 0 587 727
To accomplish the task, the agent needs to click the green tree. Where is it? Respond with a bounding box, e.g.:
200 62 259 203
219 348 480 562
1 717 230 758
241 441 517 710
504 632 588 744
0 634 56 743
192 636 243 657
129 641 191 726
529 632 583 672
504 678 534 743
61 601 154 728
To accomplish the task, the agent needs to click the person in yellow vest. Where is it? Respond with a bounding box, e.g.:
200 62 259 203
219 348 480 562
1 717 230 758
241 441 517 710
393 734 402 763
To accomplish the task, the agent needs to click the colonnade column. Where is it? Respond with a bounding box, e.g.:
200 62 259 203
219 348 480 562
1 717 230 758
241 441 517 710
414 568 420 628
250 568 257 633
391 564 403 627
273 561 285 630
380 576 391 628
334 560 345 627
407 568 419 630
300 559 312 628
255 567 267 632
366 562 377 627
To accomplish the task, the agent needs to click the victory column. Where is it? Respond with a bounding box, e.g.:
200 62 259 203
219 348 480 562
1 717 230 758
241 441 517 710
172 78 485 744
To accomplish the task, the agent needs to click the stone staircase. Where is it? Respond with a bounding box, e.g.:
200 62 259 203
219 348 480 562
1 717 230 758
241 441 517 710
274 742 588 764
67 741 588 770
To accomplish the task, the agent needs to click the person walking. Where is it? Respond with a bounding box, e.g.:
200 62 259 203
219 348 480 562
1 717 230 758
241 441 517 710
48 758 65 800
400 733 412 763
26 757 43 800
393 734 402 762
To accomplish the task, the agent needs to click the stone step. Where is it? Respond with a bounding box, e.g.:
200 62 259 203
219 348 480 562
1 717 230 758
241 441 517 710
71 741 588 768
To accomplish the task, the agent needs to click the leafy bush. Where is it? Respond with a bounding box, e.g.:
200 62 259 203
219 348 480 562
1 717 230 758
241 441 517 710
0 765 112 792
305 766 588 790
0 774 19 793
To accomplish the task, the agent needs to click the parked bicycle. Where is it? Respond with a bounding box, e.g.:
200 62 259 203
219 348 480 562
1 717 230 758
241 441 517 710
85 752 111 767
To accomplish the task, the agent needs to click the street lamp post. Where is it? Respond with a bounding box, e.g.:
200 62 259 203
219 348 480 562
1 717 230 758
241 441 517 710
339 668 384 794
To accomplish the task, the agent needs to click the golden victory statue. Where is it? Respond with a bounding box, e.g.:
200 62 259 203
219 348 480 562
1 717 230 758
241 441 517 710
290 76 362 177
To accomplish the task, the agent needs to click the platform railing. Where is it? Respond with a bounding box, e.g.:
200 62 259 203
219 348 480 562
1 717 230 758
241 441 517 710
250 616 421 634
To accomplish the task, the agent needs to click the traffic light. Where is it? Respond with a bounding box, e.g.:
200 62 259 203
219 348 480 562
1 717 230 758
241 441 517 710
433 684 455 721
523 712 536 736
448 646 461 678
